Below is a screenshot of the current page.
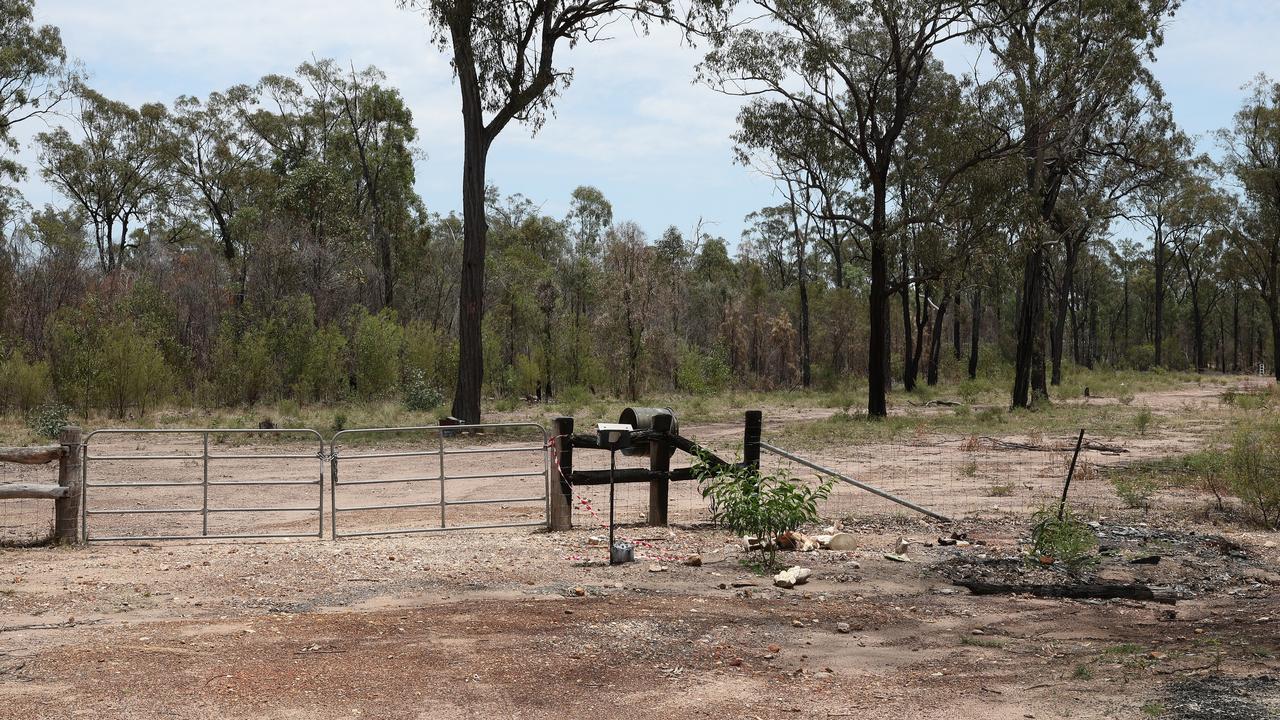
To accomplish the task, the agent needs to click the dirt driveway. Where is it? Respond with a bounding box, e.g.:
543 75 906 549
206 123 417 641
3 517 1280 720
2 379 1279 718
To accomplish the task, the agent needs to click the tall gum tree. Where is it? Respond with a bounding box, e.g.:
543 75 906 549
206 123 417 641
1220 75 1280 382
701 0 1011 417
399 0 722 423
970 0 1178 408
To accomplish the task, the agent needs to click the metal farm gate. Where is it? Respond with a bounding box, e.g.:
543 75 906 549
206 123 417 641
329 423 549 538
81 428 326 542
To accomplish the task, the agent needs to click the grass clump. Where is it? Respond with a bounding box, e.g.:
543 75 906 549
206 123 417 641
1029 504 1098 571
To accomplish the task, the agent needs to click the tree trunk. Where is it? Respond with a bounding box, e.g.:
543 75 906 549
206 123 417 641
1087 295 1098 370
899 250 915 392
906 275 926 386
952 293 962 360
1153 227 1166 368
1191 290 1205 372
450 85 490 424
1232 289 1240 372
968 289 981 380
1270 301 1280 382
926 293 950 386
1012 245 1045 409
1050 232 1081 386
868 237 890 417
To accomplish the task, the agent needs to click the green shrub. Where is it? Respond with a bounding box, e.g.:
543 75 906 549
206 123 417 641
97 321 171 417
0 351 52 414
1134 405 1154 435
213 321 279 406
676 344 732 395
27 402 71 439
694 453 833 567
1126 344 1156 371
1228 427 1280 529
352 308 402 399
297 323 348 402
403 320 457 392
1113 475 1159 509
402 369 444 411
1030 505 1098 571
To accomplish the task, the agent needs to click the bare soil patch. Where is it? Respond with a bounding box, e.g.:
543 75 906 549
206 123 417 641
2 380 1278 718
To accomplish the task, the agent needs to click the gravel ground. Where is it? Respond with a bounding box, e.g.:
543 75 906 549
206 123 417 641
1 517 1278 719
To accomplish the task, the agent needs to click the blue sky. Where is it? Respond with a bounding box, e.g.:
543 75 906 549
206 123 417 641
14 1 1280 246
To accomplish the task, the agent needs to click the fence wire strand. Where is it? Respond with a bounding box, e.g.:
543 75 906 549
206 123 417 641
0 459 56 545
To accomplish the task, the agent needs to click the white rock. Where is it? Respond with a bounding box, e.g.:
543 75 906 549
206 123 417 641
773 566 813 589
827 533 859 551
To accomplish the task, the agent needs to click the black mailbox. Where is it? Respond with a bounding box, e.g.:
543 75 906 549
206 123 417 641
617 406 678 457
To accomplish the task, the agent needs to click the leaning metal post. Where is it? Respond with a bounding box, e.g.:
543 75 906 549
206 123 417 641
1058 428 1086 521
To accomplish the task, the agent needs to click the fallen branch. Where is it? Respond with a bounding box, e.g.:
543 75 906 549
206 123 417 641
953 579 1180 604
978 437 1128 454
0 619 102 633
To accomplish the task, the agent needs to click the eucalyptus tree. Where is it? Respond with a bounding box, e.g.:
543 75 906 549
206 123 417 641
562 185 611 386
1125 126 1194 370
971 0 1178 407
1219 75 1280 381
37 88 174 274
167 88 269 262
1046 99 1175 384
702 0 1010 416
0 0 71 186
1167 177 1228 372
398 0 721 422
325 62 419 310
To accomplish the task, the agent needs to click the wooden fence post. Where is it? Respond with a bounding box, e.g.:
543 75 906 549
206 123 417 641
743 410 762 471
55 425 83 544
550 417 574 531
647 413 672 526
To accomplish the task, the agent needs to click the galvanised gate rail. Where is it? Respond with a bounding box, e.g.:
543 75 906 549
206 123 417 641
81 428 326 542
329 423 549 538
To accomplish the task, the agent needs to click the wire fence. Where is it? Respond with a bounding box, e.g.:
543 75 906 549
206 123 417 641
0 459 57 546
570 427 1213 531
758 431 1212 524
0 422 1219 545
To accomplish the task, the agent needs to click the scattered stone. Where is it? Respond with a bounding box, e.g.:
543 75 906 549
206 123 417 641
648 564 668 573
836 622 851 634
792 620 804 628
571 587 585 597
773 566 813 589
768 643 782 653
884 537 912 562
1265 541 1276 549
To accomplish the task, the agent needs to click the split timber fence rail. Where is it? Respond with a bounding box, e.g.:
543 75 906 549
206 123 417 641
0 426 82 545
